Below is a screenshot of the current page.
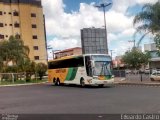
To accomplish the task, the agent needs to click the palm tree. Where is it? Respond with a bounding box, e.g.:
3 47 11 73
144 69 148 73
133 2 160 46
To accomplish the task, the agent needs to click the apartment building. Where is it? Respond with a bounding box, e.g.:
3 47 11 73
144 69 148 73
0 0 47 64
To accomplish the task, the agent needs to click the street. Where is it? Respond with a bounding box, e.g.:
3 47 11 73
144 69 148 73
0 84 160 114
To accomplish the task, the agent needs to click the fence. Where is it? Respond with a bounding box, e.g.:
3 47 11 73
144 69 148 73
112 70 126 77
112 70 151 82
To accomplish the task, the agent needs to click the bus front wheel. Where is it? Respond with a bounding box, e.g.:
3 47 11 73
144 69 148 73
80 78 85 87
98 84 104 88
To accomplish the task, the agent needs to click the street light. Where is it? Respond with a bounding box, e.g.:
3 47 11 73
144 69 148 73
95 2 112 54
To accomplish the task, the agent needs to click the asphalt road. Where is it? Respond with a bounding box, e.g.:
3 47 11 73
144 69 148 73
0 84 160 114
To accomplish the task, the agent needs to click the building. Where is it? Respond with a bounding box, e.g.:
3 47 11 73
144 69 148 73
113 56 125 68
144 43 157 51
144 43 160 69
54 47 82 59
81 28 108 54
0 0 47 64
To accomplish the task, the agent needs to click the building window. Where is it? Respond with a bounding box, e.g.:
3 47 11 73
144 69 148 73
34 56 39 60
13 11 19 16
5 24 7 26
4 12 6 14
9 24 12 26
0 23 3 27
0 34 4 39
34 46 39 50
32 24 37 28
31 13 36 17
6 35 8 38
0 11 2 15
14 22 20 28
32 35 38 39
8 12 11 15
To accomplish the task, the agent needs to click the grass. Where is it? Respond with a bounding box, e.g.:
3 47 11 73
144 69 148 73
0 79 48 85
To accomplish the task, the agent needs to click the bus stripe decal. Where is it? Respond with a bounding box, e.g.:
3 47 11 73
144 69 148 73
65 68 78 81
65 68 73 80
70 68 78 80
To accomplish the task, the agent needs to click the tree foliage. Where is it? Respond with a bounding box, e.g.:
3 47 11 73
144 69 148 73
133 2 160 46
122 49 150 69
36 63 47 80
0 36 47 81
0 36 30 72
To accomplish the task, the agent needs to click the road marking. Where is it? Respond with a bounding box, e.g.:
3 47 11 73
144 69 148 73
115 84 160 87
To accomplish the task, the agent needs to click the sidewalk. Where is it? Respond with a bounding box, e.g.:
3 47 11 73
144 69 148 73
0 81 47 87
114 77 160 86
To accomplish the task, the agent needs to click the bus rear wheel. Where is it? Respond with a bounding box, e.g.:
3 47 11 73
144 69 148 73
55 78 60 86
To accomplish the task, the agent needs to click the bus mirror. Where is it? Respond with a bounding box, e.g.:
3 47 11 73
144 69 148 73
91 60 95 68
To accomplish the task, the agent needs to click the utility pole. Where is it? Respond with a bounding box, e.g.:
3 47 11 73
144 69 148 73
95 2 112 54
110 50 113 60
110 50 114 68
128 40 136 49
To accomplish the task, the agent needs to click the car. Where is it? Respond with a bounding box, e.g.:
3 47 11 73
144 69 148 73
150 72 160 81
144 69 150 74
125 69 131 74
152 69 160 73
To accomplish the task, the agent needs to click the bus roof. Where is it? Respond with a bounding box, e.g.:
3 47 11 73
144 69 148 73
48 54 110 62
48 55 83 62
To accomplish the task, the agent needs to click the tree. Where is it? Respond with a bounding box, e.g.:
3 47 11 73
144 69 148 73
154 34 160 55
122 49 150 69
7 36 30 66
36 63 47 80
133 2 160 46
17 59 36 81
0 36 30 72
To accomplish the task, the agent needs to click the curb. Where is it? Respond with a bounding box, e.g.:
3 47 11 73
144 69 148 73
0 82 47 87
115 82 160 86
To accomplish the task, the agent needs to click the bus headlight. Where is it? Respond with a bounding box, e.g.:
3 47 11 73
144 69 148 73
87 79 92 83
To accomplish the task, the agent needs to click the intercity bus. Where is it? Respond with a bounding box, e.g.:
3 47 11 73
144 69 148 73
48 54 114 87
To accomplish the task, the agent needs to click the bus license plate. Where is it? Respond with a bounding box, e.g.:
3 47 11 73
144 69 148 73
104 81 108 84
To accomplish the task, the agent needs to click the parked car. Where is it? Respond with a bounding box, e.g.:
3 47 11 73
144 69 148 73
131 70 139 74
150 72 160 81
152 69 160 73
144 69 150 74
125 69 131 74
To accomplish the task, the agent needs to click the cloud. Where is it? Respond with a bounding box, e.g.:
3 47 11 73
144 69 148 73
112 0 158 13
42 0 158 58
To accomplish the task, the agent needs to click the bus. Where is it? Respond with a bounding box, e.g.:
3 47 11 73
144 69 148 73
48 54 114 87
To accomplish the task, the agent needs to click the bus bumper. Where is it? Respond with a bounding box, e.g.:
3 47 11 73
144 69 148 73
88 79 114 86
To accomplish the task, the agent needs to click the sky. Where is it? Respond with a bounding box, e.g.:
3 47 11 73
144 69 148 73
41 0 158 59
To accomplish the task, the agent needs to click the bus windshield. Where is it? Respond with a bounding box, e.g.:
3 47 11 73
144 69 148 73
93 61 112 76
91 55 112 76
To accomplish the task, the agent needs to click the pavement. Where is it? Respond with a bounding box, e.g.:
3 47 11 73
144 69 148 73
0 82 47 87
114 77 160 86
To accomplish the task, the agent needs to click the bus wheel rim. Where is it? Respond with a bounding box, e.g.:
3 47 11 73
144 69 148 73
81 80 85 86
